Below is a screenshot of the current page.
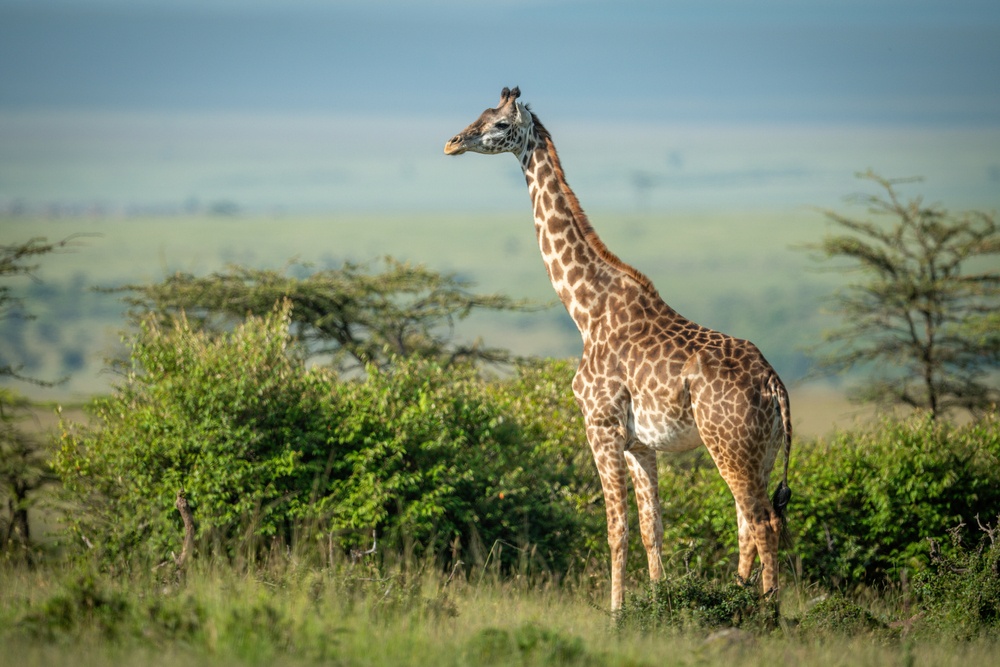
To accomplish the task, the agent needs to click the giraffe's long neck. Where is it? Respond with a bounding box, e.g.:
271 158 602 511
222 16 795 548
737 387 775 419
516 117 656 335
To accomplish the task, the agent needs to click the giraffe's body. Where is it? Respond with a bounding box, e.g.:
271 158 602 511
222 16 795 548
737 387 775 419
445 87 791 611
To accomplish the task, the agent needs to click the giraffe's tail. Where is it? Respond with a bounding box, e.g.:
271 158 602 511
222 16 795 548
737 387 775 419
766 371 792 523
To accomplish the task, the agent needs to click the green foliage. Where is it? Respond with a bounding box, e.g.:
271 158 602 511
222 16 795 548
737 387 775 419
0 389 57 557
616 576 773 634
487 359 605 562
465 623 598 666
796 593 888 638
0 234 90 384
51 292 1000 593
805 171 1000 417
19 573 134 641
54 301 599 572
913 520 1000 639
314 357 597 572
791 413 1000 587
656 452 739 578
638 411 1000 591
112 256 538 372
54 301 334 566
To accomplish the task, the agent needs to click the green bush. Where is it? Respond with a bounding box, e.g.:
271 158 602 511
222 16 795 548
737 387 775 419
313 357 598 572
640 412 1000 590
54 302 600 573
791 413 1000 587
796 593 888 638
19 573 133 641
656 452 738 578
55 302 331 567
53 290 1000 589
913 520 1000 639
616 575 774 633
465 623 595 666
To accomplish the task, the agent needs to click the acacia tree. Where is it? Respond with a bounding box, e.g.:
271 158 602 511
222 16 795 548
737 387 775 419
0 236 83 555
112 257 539 372
0 236 85 384
0 390 55 554
806 172 999 418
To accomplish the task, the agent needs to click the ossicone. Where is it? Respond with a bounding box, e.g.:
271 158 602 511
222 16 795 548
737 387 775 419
499 86 521 106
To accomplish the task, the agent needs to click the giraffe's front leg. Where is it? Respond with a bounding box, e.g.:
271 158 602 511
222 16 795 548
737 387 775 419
625 445 663 582
587 422 630 612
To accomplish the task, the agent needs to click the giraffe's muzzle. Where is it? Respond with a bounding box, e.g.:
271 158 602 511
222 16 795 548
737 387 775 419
444 135 467 155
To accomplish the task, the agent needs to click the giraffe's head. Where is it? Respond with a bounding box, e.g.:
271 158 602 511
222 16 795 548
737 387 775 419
444 86 532 156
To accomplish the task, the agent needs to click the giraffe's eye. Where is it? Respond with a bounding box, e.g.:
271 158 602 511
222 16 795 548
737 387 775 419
495 121 510 131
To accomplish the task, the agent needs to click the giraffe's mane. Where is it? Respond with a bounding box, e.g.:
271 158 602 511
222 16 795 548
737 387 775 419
530 113 656 293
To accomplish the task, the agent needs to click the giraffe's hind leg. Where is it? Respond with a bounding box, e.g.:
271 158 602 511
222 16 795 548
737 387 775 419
625 445 663 582
690 374 784 596
735 503 758 584
700 430 782 595
755 496 783 595
730 487 781 595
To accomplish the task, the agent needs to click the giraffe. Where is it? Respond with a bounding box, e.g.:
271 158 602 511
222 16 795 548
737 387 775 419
444 87 792 612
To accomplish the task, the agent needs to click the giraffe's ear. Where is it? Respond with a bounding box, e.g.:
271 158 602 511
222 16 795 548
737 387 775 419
514 101 529 124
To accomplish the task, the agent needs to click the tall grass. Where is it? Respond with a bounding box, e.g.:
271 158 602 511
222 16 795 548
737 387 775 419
3 543 999 667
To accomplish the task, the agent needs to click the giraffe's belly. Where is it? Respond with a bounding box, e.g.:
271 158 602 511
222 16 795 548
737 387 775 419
628 403 703 453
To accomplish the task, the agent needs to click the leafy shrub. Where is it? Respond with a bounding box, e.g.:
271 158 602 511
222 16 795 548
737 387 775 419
655 452 739 578
54 302 332 567
636 412 1000 591
913 520 1000 639
487 359 605 560
616 576 774 633
19 573 133 641
791 413 1000 587
465 623 595 666
313 357 598 572
55 286 998 590
796 593 887 638
54 302 600 573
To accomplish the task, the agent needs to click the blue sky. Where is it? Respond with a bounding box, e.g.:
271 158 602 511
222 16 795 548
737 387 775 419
3 0 998 123
1 0 998 213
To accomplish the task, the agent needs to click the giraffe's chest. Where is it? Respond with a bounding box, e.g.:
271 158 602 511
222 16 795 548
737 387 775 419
628 400 703 453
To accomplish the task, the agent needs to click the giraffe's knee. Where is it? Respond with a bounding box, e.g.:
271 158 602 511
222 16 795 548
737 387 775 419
606 513 628 549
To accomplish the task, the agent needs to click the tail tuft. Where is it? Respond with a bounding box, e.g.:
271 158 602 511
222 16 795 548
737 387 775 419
771 480 791 522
